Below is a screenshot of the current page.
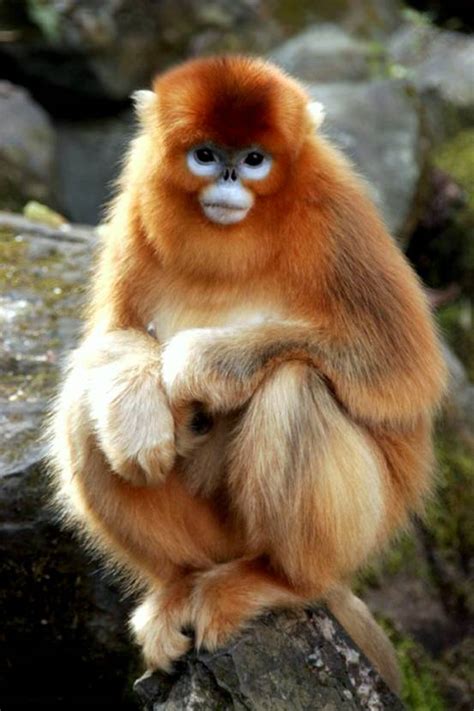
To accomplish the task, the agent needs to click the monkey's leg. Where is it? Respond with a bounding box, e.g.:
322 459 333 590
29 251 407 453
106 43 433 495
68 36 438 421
227 361 389 580
193 361 399 688
56 409 241 670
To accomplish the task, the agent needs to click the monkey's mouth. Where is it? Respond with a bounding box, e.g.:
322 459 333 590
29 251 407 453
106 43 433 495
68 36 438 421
201 201 250 225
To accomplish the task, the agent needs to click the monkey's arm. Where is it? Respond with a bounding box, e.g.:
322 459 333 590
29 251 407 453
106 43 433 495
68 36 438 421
55 329 175 486
161 308 444 430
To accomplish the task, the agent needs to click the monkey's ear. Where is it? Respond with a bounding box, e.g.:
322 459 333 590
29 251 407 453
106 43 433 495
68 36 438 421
132 89 157 121
306 101 325 131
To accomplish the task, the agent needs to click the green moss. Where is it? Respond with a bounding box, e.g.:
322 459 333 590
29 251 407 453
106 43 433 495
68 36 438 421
0 369 59 402
397 635 446 710
428 431 474 613
357 531 423 592
0 426 41 466
0 229 84 314
26 0 60 43
0 224 87 470
434 131 474 212
371 620 445 710
273 0 339 30
0 228 26 260
437 300 474 379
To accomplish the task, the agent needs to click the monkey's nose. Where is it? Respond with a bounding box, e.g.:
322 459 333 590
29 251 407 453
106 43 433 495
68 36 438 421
223 168 238 182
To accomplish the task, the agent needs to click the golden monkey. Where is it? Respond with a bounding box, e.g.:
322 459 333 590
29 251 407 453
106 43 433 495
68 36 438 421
49 56 446 694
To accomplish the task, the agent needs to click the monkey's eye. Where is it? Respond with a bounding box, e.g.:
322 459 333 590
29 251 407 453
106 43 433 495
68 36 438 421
244 151 264 167
239 150 272 181
187 146 221 177
195 148 216 164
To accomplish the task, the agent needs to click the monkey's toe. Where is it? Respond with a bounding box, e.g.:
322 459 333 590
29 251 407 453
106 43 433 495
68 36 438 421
142 626 192 673
191 571 245 651
130 597 192 672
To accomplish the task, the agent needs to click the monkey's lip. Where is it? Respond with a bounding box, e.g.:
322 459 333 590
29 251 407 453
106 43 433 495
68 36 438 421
202 201 248 212
201 201 250 225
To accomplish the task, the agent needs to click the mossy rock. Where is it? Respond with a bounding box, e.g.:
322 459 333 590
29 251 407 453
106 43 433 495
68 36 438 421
0 223 93 475
408 131 474 298
434 130 474 213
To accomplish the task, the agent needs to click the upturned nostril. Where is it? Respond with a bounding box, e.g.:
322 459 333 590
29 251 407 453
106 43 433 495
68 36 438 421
231 169 237 181
223 168 230 181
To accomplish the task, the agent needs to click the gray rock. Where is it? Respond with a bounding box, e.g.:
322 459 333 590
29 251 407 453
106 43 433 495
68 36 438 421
442 344 474 447
134 607 404 710
308 79 426 240
3 0 282 103
272 0 402 39
0 214 139 706
0 81 54 210
0 218 94 476
0 461 139 706
388 23 474 142
270 24 378 82
54 111 134 223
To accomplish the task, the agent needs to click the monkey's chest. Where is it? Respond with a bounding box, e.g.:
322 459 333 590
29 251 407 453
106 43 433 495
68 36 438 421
150 299 283 342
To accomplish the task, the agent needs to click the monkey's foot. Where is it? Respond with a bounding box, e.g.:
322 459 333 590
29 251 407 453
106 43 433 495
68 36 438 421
130 580 193 672
190 560 302 652
191 565 248 651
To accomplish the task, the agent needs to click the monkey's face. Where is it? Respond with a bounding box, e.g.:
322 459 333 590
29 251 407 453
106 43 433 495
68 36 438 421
186 144 272 225
145 57 316 227
137 57 325 276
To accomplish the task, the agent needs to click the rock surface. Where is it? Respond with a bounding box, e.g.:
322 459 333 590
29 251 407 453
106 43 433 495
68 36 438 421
308 79 426 239
272 0 402 37
0 215 139 708
0 0 403 108
134 608 404 710
388 23 474 142
55 111 134 223
0 216 94 476
270 23 378 82
0 460 139 709
442 345 474 449
0 0 282 104
0 81 54 210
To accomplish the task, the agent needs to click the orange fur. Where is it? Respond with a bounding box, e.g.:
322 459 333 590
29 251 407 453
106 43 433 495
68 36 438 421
49 56 446 692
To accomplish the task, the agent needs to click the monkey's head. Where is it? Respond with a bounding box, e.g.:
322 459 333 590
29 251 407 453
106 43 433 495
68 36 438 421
131 56 325 275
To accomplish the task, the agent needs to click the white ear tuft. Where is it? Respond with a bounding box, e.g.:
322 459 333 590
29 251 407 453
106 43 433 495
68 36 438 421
132 89 156 119
307 101 325 130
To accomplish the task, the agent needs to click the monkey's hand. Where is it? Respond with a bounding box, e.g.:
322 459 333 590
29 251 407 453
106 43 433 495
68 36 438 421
161 327 258 415
67 330 176 486
161 321 316 415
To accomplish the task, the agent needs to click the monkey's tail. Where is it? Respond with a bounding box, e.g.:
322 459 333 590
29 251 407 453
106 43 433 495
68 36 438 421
325 584 402 695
